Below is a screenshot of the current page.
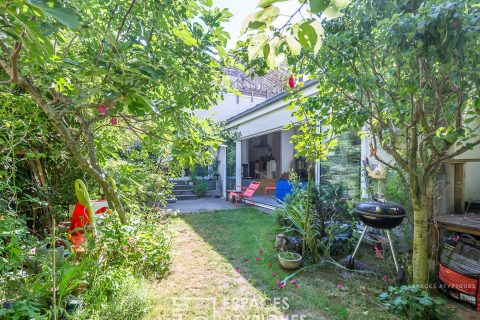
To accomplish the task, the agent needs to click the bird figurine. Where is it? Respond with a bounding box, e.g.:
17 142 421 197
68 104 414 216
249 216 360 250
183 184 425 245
363 158 388 201
366 163 387 180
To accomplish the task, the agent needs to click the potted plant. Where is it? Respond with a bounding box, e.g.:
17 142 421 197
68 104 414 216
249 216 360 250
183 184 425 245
278 251 302 270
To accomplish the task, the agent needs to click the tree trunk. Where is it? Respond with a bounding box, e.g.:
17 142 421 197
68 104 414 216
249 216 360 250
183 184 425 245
412 200 429 285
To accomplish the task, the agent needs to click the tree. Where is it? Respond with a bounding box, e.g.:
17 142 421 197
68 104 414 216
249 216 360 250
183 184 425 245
238 0 349 69
279 0 480 285
0 0 231 223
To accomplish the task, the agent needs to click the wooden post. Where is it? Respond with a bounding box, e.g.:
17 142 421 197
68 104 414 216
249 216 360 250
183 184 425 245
453 163 465 214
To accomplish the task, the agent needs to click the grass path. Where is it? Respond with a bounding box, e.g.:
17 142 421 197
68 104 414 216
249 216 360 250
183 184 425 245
146 210 291 320
147 208 395 320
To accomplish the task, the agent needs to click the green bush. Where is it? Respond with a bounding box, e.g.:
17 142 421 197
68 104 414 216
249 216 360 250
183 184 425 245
89 213 172 279
192 181 209 197
71 269 150 320
379 285 451 320
274 177 356 259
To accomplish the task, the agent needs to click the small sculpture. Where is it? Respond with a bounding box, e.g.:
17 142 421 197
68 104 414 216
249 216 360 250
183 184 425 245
275 234 302 254
363 158 388 201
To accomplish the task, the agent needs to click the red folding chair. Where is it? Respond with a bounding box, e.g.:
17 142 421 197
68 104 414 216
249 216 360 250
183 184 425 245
227 181 261 206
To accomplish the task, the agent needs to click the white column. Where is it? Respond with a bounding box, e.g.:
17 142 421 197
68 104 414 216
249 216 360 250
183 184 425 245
218 146 227 197
235 140 242 187
315 160 321 187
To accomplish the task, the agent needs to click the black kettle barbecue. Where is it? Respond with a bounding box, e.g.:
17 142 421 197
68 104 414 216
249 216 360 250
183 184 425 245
355 201 406 229
346 200 406 279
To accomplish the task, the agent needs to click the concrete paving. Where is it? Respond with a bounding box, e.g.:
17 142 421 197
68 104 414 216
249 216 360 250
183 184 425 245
165 197 273 214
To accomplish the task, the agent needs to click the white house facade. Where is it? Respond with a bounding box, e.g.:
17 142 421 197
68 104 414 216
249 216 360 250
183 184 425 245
213 79 480 216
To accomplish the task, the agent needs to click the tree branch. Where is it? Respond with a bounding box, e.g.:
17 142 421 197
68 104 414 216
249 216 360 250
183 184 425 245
10 41 21 83
116 0 137 42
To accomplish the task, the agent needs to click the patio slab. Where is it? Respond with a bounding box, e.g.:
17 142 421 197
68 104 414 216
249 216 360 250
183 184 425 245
165 197 274 214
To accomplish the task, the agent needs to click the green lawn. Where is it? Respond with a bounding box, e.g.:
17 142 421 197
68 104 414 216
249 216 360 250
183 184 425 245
176 208 396 320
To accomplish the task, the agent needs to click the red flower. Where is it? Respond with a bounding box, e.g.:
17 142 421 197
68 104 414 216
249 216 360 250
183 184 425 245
374 245 383 259
255 257 261 261
244 259 251 263
97 105 106 116
110 117 118 125
290 279 299 289
271 273 276 277
336 281 343 289
288 76 295 89
276 280 285 289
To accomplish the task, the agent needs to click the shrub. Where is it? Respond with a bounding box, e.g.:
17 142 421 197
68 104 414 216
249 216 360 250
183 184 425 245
192 181 209 197
379 285 451 320
71 269 150 320
274 177 356 260
87 212 172 279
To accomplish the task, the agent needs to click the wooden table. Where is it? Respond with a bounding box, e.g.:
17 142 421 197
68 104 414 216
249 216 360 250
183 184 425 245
436 214 480 236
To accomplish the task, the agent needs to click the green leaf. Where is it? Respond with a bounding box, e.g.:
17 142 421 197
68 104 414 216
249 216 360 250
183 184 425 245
417 296 433 306
297 22 317 51
263 43 270 59
436 127 445 138
27 0 81 30
324 0 350 19
172 27 198 46
310 20 324 53
258 0 288 8
393 296 404 306
62 58 79 66
248 21 267 30
309 0 331 14
285 35 301 55
378 292 389 300
265 38 285 68
241 6 279 34
22 20 54 58
248 33 268 60
255 6 281 23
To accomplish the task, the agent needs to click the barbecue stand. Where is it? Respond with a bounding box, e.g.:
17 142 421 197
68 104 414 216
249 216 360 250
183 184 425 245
345 200 407 281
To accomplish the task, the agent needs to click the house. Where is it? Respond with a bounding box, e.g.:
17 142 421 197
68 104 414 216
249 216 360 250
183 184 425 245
214 78 480 225
215 78 366 210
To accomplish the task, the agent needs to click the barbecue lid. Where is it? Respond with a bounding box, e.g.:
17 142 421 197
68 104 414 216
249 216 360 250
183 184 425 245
354 201 406 217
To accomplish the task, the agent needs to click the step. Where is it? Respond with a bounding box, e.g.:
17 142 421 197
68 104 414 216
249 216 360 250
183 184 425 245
173 184 192 190
175 194 198 201
172 190 197 196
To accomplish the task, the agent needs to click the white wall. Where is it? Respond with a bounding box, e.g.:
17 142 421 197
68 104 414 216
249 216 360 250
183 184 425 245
195 93 266 121
227 84 318 138
465 162 480 202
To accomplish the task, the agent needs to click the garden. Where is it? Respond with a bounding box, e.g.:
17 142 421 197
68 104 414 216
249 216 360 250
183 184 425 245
1 0 480 319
